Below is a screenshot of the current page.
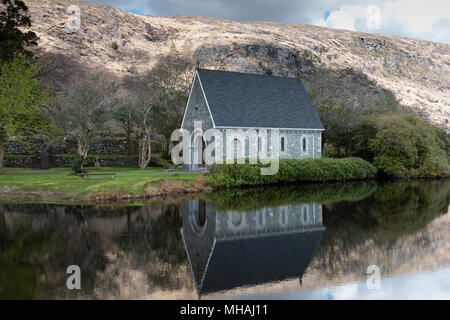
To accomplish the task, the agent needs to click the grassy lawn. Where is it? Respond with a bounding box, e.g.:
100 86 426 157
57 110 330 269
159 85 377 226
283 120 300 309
2 166 168 174
0 167 201 199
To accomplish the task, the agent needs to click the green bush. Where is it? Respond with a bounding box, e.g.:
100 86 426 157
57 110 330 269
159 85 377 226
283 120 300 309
353 113 449 178
111 41 118 50
206 157 377 188
71 157 86 174
148 153 175 169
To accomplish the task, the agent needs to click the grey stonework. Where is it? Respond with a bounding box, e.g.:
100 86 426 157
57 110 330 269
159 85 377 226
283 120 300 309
5 137 135 155
4 156 39 168
215 202 323 239
181 125 323 170
181 75 214 133
3 136 141 168
5 156 138 168
181 74 214 171
219 128 322 161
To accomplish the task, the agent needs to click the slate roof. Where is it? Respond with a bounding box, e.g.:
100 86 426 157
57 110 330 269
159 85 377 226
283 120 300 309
184 228 325 295
197 69 324 130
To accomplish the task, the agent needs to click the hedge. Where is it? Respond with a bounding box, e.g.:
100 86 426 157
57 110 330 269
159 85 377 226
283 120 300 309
205 157 377 188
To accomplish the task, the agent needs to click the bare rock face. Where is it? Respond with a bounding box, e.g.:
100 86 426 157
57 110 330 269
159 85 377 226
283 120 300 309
24 0 449 128
360 37 386 52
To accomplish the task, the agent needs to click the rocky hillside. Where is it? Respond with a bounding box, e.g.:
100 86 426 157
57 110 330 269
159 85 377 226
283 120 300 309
25 0 449 128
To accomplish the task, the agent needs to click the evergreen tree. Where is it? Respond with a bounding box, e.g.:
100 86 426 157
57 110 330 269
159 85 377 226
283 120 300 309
0 0 38 62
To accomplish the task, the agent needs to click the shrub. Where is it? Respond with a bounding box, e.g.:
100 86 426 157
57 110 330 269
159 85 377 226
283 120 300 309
206 157 377 188
257 61 273 75
71 157 86 174
149 153 175 168
111 41 118 50
353 113 449 178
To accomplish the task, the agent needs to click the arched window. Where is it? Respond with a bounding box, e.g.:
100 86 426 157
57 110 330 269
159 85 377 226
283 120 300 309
233 138 241 159
301 205 310 225
190 200 207 235
302 137 307 152
231 211 243 226
281 137 285 152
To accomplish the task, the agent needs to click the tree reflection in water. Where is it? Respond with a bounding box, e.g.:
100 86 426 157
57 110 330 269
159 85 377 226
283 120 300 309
0 180 448 299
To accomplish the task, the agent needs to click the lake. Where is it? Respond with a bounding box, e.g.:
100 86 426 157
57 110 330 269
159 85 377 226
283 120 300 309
0 180 449 299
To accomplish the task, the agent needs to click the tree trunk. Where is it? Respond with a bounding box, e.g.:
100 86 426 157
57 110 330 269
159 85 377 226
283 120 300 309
162 135 172 158
126 131 132 155
77 138 89 159
77 138 89 172
138 136 152 169
0 145 4 173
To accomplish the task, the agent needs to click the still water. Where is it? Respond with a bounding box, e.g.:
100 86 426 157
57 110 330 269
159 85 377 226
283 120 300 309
0 180 449 299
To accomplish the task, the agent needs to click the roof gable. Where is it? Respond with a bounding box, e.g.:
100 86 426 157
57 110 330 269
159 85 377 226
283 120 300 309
197 69 324 130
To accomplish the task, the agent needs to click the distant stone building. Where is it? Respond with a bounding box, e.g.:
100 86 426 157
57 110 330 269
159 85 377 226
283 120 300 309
181 69 324 171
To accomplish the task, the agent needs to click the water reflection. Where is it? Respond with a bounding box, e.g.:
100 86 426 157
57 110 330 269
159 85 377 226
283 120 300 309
0 180 448 299
181 200 325 295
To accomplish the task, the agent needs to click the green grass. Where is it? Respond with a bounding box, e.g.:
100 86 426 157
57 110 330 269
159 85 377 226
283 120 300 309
54 153 138 159
0 167 199 198
2 166 169 174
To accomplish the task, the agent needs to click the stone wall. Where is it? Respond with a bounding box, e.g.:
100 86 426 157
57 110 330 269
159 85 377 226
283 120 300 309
218 128 322 161
5 136 135 155
4 156 40 168
3 136 144 168
181 73 214 133
5 155 138 168
181 72 215 171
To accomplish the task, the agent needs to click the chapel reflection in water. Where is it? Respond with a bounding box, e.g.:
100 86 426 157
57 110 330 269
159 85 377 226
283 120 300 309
181 200 325 295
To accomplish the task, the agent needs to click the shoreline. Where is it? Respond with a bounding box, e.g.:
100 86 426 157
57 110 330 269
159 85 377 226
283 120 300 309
1 175 447 205
0 178 211 205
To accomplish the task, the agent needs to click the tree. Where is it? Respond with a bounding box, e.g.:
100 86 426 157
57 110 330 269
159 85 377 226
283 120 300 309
119 54 193 169
52 73 119 159
353 113 449 177
114 97 134 155
0 0 38 62
0 54 51 172
115 94 153 169
152 91 188 157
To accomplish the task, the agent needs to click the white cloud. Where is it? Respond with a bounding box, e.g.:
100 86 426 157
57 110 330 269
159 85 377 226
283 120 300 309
81 0 449 43
312 0 450 43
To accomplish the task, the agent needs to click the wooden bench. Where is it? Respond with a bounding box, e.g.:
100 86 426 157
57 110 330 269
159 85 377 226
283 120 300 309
166 168 178 175
77 173 116 180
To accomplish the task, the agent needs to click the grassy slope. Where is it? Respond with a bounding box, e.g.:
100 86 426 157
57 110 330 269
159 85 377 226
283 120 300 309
0 167 202 201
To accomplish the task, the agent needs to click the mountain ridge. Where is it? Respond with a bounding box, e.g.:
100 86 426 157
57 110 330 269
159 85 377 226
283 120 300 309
24 0 449 128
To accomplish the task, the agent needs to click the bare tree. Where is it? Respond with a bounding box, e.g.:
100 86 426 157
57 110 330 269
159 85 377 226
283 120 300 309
114 97 134 155
51 73 119 159
119 54 194 169
115 95 153 169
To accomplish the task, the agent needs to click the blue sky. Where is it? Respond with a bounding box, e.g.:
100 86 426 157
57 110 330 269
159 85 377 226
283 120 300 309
80 0 450 44
232 268 450 299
